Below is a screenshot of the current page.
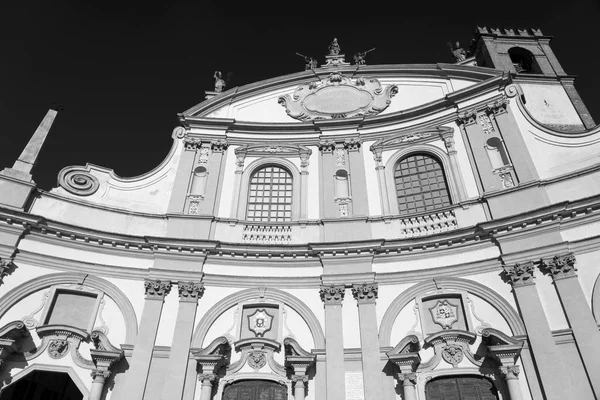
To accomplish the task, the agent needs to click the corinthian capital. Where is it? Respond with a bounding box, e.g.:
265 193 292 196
499 365 520 380
502 262 535 287
398 372 417 386
540 253 577 279
178 282 205 302
144 279 172 299
319 284 345 304
352 282 379 303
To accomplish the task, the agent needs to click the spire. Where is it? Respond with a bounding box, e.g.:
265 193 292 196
3 108 58 181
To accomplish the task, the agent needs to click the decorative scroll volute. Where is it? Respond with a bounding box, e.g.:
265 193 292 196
278 72 398 121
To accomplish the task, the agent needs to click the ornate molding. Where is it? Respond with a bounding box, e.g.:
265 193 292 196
198 373 218 382
441 345 463 367
278 72 398 121
540 253 577 279
352 282 379 304
343 138 362 151
57 167 100 196
486 97 509 116
457 110 477 126
0 258 13 284
144 279 172 299
319 284 346 304
234 144 312 159
178 282 205 302
210 139 229 152
318 140 336 153
499 365 520 380
398 372 417 386
502 262 536 287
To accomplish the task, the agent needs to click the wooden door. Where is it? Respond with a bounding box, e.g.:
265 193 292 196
426 376 498 400
223 380 287 400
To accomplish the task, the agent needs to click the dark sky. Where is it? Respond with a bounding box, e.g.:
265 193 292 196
1 0 599 191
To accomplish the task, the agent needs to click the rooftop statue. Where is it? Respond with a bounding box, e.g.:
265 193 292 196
296 52 318 70
214 71 226 93
353 48 376 66
329 38 341 56
448 41 468 62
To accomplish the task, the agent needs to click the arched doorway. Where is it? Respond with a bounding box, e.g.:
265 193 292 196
426 375 498 400
223 380 287 400
0 370 83 400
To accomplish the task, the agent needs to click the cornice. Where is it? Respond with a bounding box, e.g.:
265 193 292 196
1 194 599 271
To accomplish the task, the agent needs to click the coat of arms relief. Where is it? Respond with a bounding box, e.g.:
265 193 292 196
247 309 274 337
429 299 459 329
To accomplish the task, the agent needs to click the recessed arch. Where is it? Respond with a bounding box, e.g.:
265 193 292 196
0 272 138 344
192 287 325 349
591 273 600 323
0 364 90 399
234 157 302 221
384 144 463 215
379 276 525 346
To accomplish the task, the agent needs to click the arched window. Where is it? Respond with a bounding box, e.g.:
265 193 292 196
246 165 293 222
426 375 498 400
394 154 451 215
508 47 540 74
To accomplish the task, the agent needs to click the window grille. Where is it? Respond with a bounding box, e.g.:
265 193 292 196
394 154 451 215
246 166 293 222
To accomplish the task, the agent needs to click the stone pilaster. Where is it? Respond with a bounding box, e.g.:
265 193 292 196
319 284 346 400
344 139 369 216
352 282 382 399
112 279 171 400
89 370 111 400
540 253 600 398
398 373 417 400
502 262 568 400
291 375 309 400
370 146 391 215
440 131 467 202
198 373 218 400
160 282 204 400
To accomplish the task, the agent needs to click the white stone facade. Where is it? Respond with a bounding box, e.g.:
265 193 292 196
0 28 599 400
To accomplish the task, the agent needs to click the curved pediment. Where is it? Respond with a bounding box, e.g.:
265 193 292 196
183 64 503 124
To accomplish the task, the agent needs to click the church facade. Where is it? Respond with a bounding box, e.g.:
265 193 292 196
0 27 599 400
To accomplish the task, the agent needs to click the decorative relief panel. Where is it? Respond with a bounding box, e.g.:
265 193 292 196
278 72 398 121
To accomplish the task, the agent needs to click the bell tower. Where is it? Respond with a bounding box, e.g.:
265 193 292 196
471 27 595 130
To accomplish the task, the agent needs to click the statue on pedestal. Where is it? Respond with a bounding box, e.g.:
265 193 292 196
329 38 341 56
448 41 468 62
214 71 226 93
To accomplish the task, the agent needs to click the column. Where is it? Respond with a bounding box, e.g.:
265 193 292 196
318 141 338 218
541 253 600 398
299 151 310 220
168 132 199 213
292 375 308 400
319 284 346 400
198 374 217 400
160 282 205 400
230 148 246 218
502 262 567 400
89 371 111 400
352 283 383 399
500 366 523 400
89 345 123 400
113 279 171 400
398 373 417 400
488 100 539 183
440 131 467 202
370 146 390 215
345 139 369 216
